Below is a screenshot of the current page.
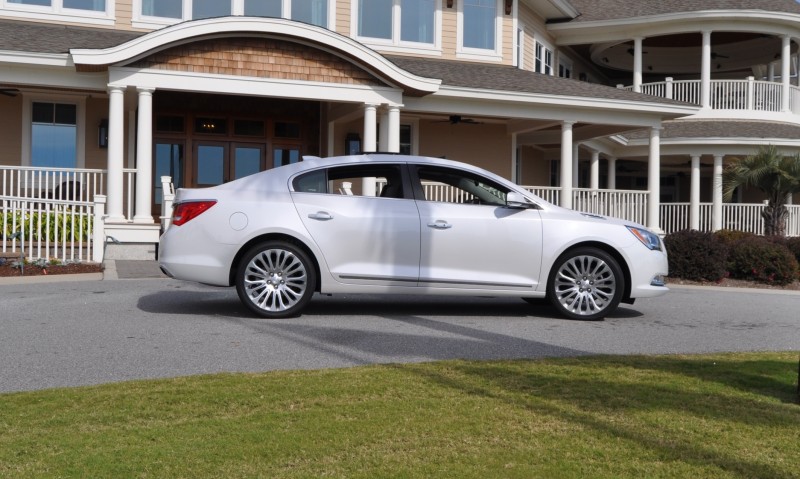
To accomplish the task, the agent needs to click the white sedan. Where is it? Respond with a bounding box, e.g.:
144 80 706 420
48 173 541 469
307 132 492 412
158 154 668 320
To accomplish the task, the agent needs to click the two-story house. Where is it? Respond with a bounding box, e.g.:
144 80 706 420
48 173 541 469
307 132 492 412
1 0 798 262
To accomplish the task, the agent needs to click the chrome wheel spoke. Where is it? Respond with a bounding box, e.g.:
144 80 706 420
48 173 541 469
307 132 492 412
554 254 617 317
244 248 308 313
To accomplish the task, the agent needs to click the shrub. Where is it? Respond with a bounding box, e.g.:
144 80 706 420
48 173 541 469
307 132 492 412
783 237 800 265
726 236 799 285
714 229 756 247
664 230 728 282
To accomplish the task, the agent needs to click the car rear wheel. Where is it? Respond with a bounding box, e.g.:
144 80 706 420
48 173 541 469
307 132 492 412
236 241 316 318
547 247 623 321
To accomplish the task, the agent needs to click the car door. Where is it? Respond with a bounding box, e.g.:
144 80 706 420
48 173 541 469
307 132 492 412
291 163 420 286
412 164 543 292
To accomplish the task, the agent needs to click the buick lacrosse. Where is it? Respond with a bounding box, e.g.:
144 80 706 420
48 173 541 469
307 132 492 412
159 154 668 320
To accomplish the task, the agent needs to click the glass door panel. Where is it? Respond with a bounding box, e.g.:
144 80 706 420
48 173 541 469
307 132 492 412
273 146 300 168
154 141 183 205
234 145 264 179
196 143 226 186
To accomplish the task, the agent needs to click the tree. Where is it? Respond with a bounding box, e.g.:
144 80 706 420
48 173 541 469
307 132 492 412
722 145 800 236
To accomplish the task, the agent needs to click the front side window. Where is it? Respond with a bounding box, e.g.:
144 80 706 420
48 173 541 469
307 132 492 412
401 0 435 43
31 102 77 169
463 0 496 50
137 0 329 27
291 0 327 26
416 166 507 206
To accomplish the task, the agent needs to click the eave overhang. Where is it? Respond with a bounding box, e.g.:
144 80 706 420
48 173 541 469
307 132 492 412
70 16 441 96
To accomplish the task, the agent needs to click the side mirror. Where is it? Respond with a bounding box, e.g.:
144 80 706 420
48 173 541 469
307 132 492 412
506 191 533 209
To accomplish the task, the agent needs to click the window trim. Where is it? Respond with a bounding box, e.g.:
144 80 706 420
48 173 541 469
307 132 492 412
21 93 86 169
456 0 503 62
534 39 554 75
132 0 334 30
351 0 442 56
0 0 114 26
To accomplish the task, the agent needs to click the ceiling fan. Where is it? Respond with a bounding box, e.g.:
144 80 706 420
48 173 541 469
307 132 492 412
626 48 648 55
437 115 482 125
711 52 730 60
0 87 20 97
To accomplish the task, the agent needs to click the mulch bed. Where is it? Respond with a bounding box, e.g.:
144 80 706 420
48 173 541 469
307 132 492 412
0 260 103 278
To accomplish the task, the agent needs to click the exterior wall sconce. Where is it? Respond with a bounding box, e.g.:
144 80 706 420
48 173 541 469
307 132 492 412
446 0 453 7
505 0 513 15
98 119 108 148
345 133 361 155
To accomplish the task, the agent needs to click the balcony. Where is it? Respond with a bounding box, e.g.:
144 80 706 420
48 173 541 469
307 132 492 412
620 78 800 118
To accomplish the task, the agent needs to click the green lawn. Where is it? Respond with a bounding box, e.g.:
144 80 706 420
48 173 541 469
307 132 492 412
1 352 798 478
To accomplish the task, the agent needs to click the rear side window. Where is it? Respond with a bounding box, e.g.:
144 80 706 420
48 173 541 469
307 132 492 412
293 164 406 198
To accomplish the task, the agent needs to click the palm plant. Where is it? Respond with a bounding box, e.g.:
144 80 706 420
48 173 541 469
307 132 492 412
722 145 800 236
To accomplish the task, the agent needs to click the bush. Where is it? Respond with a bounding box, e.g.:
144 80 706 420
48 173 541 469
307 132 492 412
726 236 799 285
714 229 756 246
783 237 800 265
664 230 729 282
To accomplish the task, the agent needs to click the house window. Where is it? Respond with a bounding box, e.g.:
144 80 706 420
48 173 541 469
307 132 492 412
559 59 572 79
5 0 111 22
463 0 496 50
192 0 231 19
31 102 77 169
136 0 330 27
535 41 553 75
243 0 328 26
141 0 181 18
355 0 438 49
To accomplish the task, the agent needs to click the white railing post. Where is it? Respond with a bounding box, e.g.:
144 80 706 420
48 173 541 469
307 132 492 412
160 176 175 232
747 76 755 110
665 77 673 99
93 194 107 264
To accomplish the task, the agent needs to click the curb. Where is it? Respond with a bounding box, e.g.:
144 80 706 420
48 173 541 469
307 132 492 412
669 283 800 296
0 272 104 285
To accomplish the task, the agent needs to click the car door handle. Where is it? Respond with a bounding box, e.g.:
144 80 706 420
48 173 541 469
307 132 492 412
427 220 452 229
308 212 333 221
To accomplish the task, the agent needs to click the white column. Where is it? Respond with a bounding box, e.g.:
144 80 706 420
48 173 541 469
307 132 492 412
106 85 126 222
387 105 401 153
607 157 617 190
690 155 701 230
363 103 377 153
572 143 579 187
647 127 662 232
378 107 389 152
701 30 712 109
133 87 155 224
560 121 575 209
633 37 643 93
782 35 791 112
362 104 378 196
712 154 723 231
589 150 600 190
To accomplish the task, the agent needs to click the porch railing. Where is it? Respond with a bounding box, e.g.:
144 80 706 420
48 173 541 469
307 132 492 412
623 78 799 114
660 203 800 236
1 165 137 263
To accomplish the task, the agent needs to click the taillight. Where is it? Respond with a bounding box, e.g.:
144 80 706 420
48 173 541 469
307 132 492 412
171 200 217 226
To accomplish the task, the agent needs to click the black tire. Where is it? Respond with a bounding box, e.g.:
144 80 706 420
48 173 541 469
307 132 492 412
547 247 624 321
235 241 316 318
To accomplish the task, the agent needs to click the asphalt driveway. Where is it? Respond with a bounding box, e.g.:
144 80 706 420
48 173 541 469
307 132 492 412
0 273 798 393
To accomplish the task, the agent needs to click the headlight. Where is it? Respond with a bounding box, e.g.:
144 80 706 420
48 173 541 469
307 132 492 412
626 226 662 251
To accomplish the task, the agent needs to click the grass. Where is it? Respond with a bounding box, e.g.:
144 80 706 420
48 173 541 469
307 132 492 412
1 352 798 478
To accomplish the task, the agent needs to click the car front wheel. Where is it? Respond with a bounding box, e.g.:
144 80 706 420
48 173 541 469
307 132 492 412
547 247 624 320
236 241 316 318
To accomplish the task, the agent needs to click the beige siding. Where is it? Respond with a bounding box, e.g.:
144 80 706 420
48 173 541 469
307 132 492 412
115 0 134 30
335 0 351 36
518 146 550 186
418 121 513 178
440 6 458 60
0 95 22 166
84 96 110 170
